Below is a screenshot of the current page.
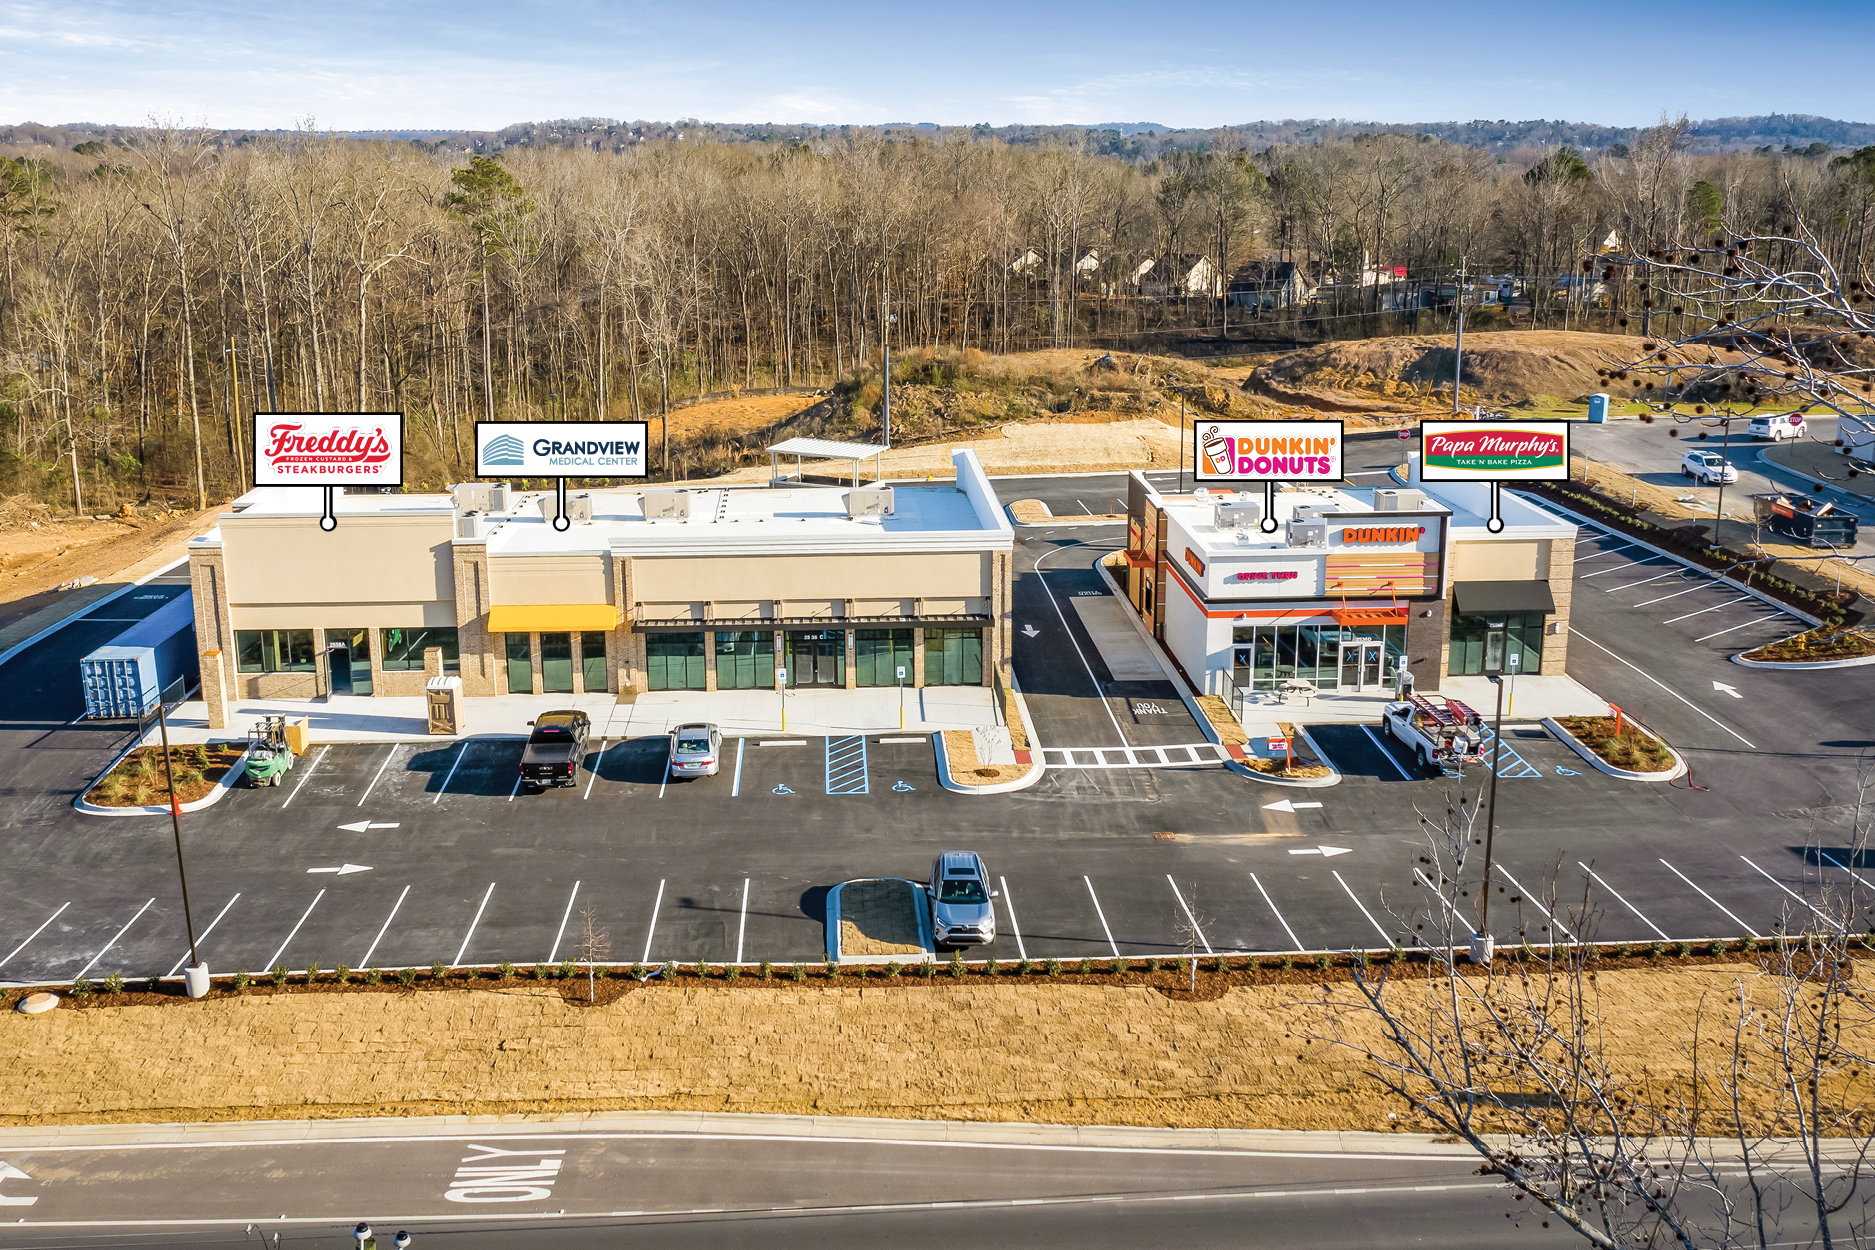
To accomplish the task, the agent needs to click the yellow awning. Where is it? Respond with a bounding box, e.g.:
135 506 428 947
486 604 619 632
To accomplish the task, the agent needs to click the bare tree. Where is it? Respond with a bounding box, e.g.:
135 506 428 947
574 904 610 1003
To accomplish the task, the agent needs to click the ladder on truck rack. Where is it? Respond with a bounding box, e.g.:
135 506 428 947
1406 693 1481 727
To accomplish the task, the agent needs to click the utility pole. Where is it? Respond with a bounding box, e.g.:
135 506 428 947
1452 256 1468 414
158 688 207 997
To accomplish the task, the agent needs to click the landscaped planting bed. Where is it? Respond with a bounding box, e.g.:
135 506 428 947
1741 627 1875 663
1554 715 1676 773
83 743 247 807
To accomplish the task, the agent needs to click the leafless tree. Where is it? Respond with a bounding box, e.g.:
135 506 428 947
574 904 610 1003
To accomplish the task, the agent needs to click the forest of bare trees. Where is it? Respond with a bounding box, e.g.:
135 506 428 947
2 116 1873 512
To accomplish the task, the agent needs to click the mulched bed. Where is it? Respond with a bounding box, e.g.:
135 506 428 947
84 744 247 807
1555 715 1676 773
1742 627 1875 663
11 943 1856 1011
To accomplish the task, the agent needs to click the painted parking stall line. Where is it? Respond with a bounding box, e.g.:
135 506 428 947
434 741 470 804
1661 597 1748 625
454 883 497 966
263 890 327 972
735 877 751 965
1739 856 1843 932
358 885 410 969
1165 876 1214 955
825 735 869 795
731 738 745 797
1249 873 1303 953
1659 859 1762 939
165 892 240 978
998 876 1027 960
1083 876 1120 958
280 746 330 809
0 901 70 972
583 742 609 800
1578 862 1669 940
1570 628 1756 749
1491 865 1575 941
356 745 402 806
642 879 666 964
1331 872 1391 946
547 881 582 964
1631 584 1707 608
73 898 155 981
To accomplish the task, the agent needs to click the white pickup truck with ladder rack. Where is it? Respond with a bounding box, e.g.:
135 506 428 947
1381 693 1488 770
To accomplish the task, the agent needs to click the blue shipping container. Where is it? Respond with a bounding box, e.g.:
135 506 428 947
79 592 200 720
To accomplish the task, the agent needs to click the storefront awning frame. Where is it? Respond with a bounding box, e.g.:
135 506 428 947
1452 581 1557 616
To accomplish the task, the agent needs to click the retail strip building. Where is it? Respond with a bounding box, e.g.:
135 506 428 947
188 449 1012 728
1120 453 1577 700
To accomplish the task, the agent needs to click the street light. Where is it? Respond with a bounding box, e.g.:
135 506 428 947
1471 672 1506 965
156 686 208 998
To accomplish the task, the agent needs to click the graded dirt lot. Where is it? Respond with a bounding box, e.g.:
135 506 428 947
660 392 827 443
5 964 1864 1135
0 501 225 636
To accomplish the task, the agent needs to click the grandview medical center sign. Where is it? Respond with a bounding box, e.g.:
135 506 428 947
1419 419 1570 533
253 413 404 531
475 422 649 478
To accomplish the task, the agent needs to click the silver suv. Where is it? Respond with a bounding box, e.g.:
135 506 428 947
928 851 998 948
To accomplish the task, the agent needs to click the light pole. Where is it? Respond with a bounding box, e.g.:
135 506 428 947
1452 256 1468 414
1472 671 1505 964
157 688 207 998
881 302 896 448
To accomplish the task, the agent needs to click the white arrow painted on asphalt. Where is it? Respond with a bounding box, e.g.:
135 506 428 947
335 821 400 833
1261 799 1325 813
1022 624 1041 638
306 864 374 875
1713 681 1742 698
0 1160 37 1206
1288 845 1353 857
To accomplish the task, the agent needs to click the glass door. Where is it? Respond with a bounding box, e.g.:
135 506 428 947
326 643 352 696
1483 620 1507 675
1359 640 1383 689
785 630 845 687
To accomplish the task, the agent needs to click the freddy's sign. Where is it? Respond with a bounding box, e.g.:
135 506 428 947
254 413 403 486
1419 420 1570 482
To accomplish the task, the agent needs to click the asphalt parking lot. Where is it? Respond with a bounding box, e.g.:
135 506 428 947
3 462 1873 985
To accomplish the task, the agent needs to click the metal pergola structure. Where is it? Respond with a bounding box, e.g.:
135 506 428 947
766 437 888 487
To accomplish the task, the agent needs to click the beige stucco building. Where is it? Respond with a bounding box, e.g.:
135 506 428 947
188 450 1013 728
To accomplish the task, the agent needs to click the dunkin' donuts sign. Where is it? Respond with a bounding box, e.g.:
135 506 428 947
254 413 403 485
1419 420 1570 482
1194 420 1344 483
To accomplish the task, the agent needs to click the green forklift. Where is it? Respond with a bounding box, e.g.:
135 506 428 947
242 715 296 787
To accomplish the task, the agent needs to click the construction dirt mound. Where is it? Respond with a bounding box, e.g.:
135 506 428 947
1255 330 1653 406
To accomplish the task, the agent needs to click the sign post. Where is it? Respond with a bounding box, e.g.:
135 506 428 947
896 664 906 730
1193 420 1345 533
253 414 404 532
777 667 788 732
476 422 649 529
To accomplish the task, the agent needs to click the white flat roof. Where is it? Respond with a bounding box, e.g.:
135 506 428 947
767 437 887 459
1158 485 1450 557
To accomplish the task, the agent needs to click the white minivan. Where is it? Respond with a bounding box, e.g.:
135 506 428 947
1747 412 1804 441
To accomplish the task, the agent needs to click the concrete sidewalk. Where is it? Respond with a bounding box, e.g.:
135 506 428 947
1235 673 1610 726
145 685 1000 745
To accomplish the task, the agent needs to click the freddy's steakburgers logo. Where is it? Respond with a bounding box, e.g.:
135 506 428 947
1419 421 1569 481
260 421 395 477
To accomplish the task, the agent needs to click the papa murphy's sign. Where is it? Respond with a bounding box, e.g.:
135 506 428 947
1194 420 1344 483
1420 420 1570 482
254 413 402 485
476 422 649 477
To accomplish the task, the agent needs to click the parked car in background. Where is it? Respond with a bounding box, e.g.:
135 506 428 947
1681 450 1738 485
667 722 721 778
928 851 998 948
520 710 589 790
1747 412 1804 441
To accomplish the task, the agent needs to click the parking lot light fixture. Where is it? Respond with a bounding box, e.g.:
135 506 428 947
1477 674 1505 951
156 691 207 998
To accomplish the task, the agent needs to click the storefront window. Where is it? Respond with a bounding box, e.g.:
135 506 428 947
381 627 459 672
540 632 573 693
578 633 607 694
1449 611 1544 676
855 629 914 686
234 629 316 674
648 632 707 690
925 628 982 686
1226 623 1404 691
714 630 775 689
505 633 533 693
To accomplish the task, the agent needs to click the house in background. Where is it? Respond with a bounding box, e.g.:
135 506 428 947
1226 260 1314 309
1136 254 1225 299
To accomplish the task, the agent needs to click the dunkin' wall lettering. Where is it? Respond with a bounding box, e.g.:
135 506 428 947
1193 420 1344 483
1419 420 1570 482
254 413 404 485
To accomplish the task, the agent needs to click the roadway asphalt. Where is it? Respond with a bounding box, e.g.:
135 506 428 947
2 453 1872 987
0 1124 1576 1249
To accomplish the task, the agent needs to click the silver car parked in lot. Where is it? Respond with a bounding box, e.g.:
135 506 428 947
928 851 998 948
667 722 722 778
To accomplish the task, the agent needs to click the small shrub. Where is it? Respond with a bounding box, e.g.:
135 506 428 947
1279 955 1295 970
1709 939 1731 956
824 959 841 979
365 967 383 985
1648 941 1667 958
1018 957 1036 975
1312 953 1332 970
759 961 773 980
305 961 322 983
143 973 163 992
1045 958 1062 977
1147 958 1162 973
431 962 448 982
333 964 352 984
725 963 741 981
1675 940 1694 958
630 962 646 981
1387 947 1407 966
790 963 807 982
271 964 290 986
983 956 999 976
1079 957 1094 975
1176 956 1192 978
234 968 252 990
531 963 549 980
662 961 681 979
396 966 418 986
918 959 935 978
496 961 515 982
950 952 967 978
1609 943 1630 958
71 977 92 997
559 960 577 979
1355 950 1370 969
102 972 125 994
698 962 715 979
885 961 903 978
1741 935 1759 952
1212 955 1230 973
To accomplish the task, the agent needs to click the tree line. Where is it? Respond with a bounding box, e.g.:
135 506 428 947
1 117 1872 512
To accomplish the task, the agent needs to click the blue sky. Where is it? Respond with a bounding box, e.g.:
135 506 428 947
4 0 1872 131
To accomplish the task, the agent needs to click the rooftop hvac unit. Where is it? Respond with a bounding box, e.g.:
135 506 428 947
1375 488 1426 512
1289 503 1338 521
1213 499 1263 529
535 493 593 525
846 486 895 517
456 512 483 540
642 489 691 521
450 482 492 512
488 482 511 512
1287 518 1329 549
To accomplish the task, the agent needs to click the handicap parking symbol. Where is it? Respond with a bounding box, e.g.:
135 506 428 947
893 780 915 792
1555 766 1581 777
772 783 796 795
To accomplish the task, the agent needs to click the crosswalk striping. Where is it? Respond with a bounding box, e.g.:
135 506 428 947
1039 742 1230 769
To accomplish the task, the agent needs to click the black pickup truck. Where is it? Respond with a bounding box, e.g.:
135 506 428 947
520 710 590 790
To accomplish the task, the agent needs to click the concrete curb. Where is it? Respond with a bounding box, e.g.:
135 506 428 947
1227 724 1344 788
1511 492 1824 627
0 555 190 669
824 879 934 965
73 741 254 817
1731 649 1875 670
935 672 1045 795
1541 715 1687 783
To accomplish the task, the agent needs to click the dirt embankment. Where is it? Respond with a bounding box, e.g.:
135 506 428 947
0 500 225 631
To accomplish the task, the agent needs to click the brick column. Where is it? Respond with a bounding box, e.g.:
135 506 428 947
704 631 718 691
844 629 857 689
451 540 495 696
912 627 926 688
613 554 637 696
423 646 443 680
1405 602 1443 693
200 649 228 731
528 631 542 694
1541 534 1575 674
189 548 236 726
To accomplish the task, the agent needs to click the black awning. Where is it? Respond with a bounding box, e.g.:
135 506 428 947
1453 580 1557 616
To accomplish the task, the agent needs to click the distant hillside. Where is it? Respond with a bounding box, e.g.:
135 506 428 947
5 113 1870 160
